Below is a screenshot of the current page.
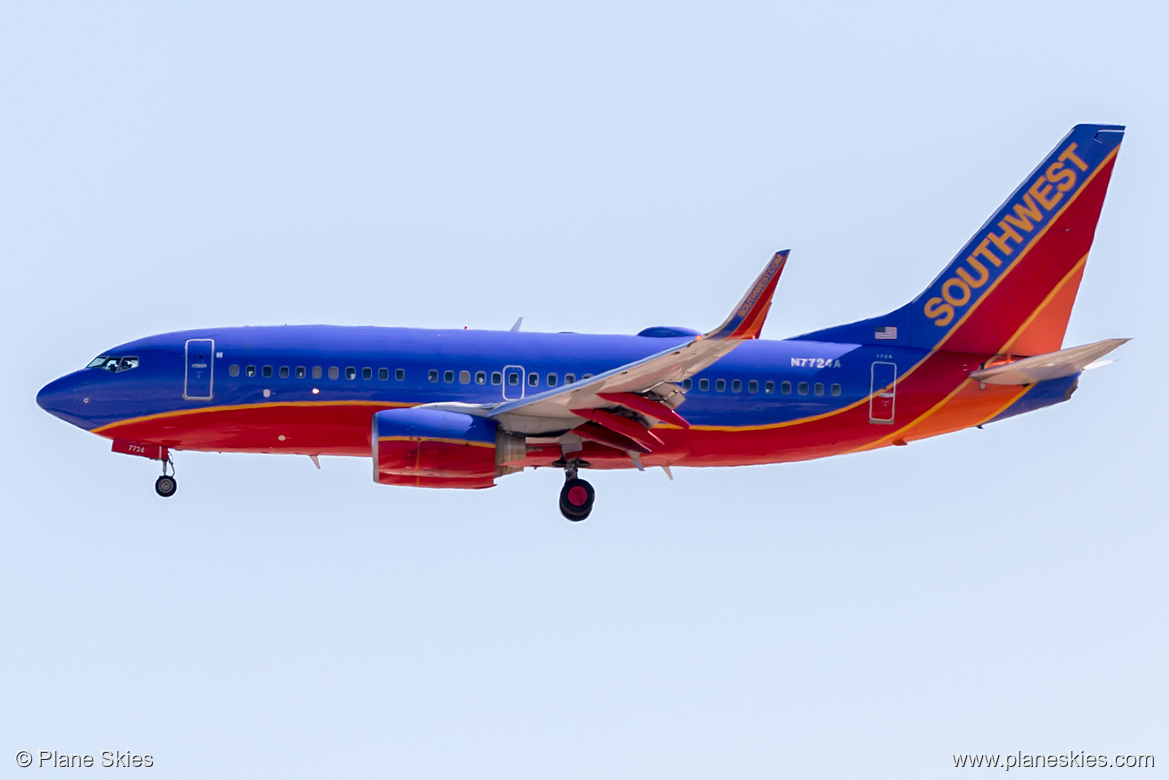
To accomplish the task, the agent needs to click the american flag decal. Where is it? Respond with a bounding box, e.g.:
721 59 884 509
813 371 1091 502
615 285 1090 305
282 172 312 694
875 325 898 340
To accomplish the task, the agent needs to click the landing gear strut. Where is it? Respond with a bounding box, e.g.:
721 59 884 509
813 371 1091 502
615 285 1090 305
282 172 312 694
155 457 177 498
556 459 594 521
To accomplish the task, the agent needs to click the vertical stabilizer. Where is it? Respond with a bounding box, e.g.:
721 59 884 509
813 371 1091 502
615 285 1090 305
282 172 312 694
794 124 1124 355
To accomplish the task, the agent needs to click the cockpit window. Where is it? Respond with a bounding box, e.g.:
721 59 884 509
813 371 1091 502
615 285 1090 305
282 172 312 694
86 355 139 373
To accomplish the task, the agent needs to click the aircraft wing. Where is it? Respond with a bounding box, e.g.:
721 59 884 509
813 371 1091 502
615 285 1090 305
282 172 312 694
968 338 1130 386
424 251 789 443
485 250 788 437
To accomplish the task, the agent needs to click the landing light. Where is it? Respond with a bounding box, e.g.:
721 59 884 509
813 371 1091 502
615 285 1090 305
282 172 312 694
312 388 320 395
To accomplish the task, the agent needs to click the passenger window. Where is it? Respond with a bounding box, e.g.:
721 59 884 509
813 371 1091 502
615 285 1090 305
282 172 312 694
459 370 470 384
362 367 373 380
798 382 809 395
699 378 710 391
229 364 240 377
279 366 289 379
328 366 339 380
428 370 439 383
731 379 742 393
528 373 538 387
444 370 454 383
395 369 405 381
547 373 558 387
246 365 256 377
831 383 842 397
345 367 357 380
508 373 519 386
378 368 389 381
748 380 759 393
491 372 502 385
565 373 576 384
582 373 593 380
765 381 775 394
262 366 273 378
682 378 693 391
475 371 486 385
781 381 792 394
716 379 726 392
312 367 322 379
296 366 306 379
814 382 824 396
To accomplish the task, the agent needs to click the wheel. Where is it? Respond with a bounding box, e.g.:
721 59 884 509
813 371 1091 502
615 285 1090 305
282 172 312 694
559 478 594 521
155 475 177 498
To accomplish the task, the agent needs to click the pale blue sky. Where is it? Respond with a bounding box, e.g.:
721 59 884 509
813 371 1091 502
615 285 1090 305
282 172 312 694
2 2 1166 777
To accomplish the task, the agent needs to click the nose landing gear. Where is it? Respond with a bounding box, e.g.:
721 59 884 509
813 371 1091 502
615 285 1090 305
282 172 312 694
155 475 177 497
154 457 177 498
555 458 594 521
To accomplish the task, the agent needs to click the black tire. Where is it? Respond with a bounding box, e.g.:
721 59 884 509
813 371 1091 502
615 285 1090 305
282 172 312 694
559 478 594 521
155 475 177 498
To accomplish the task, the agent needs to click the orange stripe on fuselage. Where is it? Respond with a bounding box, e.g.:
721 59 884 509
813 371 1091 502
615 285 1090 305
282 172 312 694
96 401 414 457
92 399 412 435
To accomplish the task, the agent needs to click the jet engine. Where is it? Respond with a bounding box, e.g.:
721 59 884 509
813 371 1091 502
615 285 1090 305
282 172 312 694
372 408 525 489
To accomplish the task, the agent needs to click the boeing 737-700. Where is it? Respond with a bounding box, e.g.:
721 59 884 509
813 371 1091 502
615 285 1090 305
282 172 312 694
37 124 1128 520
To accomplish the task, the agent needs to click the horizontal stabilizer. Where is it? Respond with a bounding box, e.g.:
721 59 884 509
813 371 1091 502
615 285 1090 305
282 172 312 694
969 338 1129 386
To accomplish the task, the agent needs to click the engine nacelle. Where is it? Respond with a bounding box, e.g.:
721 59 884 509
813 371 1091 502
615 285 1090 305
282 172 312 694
372 408 524 489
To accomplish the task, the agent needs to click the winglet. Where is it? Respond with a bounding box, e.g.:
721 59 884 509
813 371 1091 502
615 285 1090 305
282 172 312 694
705 250 789 340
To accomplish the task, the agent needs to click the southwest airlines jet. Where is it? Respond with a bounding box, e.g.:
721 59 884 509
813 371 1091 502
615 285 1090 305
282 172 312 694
37 125 1128 520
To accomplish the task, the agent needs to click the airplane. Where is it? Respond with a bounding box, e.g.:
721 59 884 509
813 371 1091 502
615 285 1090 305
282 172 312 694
37 124 1128 521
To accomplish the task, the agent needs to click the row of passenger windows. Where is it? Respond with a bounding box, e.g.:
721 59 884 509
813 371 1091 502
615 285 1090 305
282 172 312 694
228 364 406 381
226 362 841 397
427 370 594 386
682 377 842 397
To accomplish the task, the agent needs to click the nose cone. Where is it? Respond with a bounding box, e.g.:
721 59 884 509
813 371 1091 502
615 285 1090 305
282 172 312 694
37 373 87 426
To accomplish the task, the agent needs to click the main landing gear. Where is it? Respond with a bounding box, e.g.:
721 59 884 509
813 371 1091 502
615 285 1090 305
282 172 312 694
154 457 177 498
554 458 595 522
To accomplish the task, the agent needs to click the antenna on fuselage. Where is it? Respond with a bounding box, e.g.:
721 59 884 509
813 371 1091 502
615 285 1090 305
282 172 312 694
510 317 523 332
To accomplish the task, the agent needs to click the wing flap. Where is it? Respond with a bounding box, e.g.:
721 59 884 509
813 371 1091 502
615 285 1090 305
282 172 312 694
596 392 690 428
574 422 653 454
570 408 664 450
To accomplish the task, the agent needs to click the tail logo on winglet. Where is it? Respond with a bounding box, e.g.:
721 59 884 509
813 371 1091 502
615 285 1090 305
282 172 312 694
923 143 1091 328
735 255 784 318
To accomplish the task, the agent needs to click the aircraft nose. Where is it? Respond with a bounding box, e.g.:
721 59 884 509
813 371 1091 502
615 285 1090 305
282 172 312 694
36 374 81 420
